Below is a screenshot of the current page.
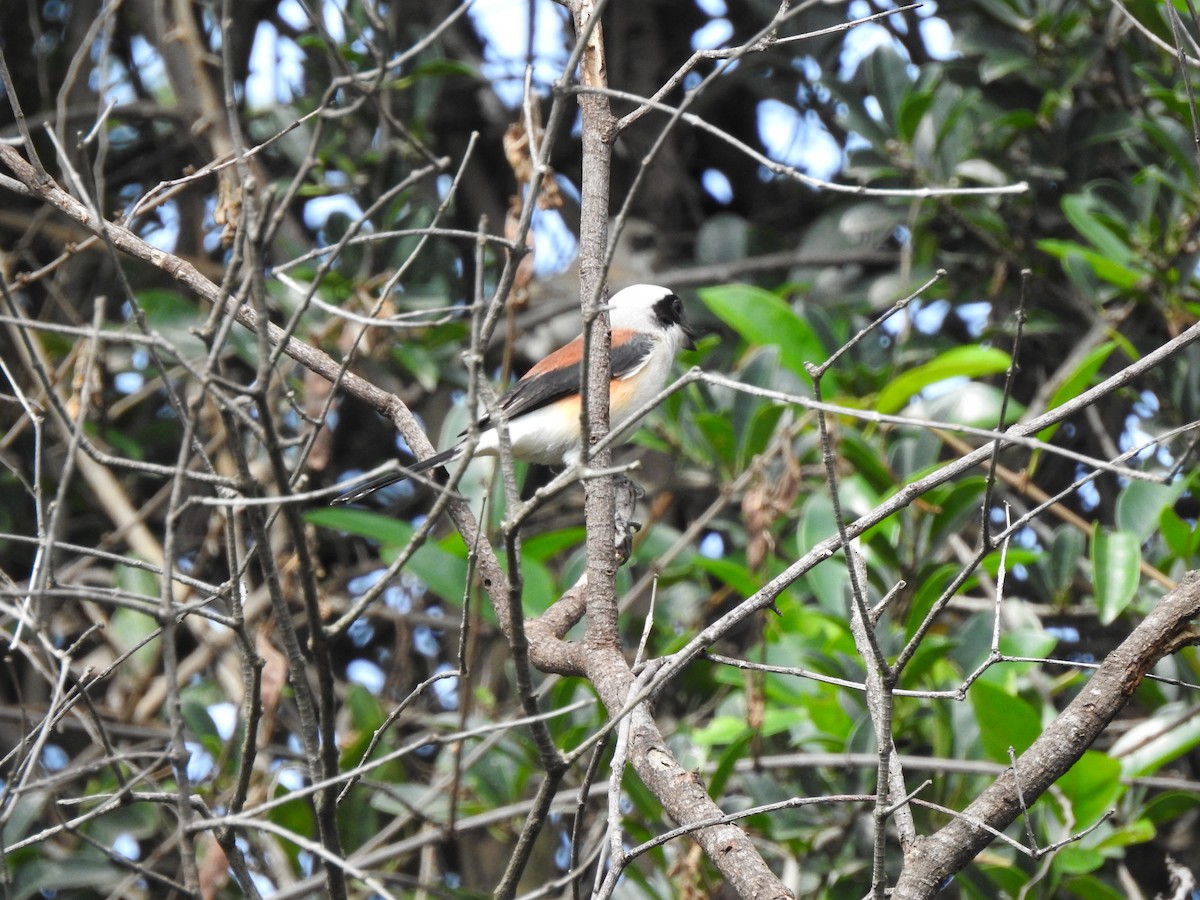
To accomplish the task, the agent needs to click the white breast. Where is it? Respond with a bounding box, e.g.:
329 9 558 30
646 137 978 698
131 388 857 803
471 335 677 467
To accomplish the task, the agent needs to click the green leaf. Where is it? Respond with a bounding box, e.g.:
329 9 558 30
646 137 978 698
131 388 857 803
1160 506 1199 559
839 431 895 492
1141 790 1200 826
694 411 738 465
83 793 161 845
1045 525 1086 599
979 546 1040 579
982 49 1037 81
409 57 476 79
180 697 220 742
111 566 162 677
1111 702 1200 778
899 635 957 691
997 629 1057 666
391 342 441 392
306 507 468 602
1038 239 1146 289
1062 874 1128 900
1094 818 1155 850
709 732 752 797
344 683 385 733
739 403 787 471
693 715 751 747
697 284 826 380
955 158 1010 186
877 346 1012 414
865 46 913 133
308 505 415 546
912 382 1026 430
134 289 206 359
1037 342 1117 443
798 493 850 614
13 857 125 900
4 790 49 846
1091 526 1141 624
1053 846 1107 876
897 85 936 143
905 563 962 639
977 863 1031 897
927 476 987 551
693 555 760 598
522 527 587 561
1056 751 1122 827
1061 193 1134 264
840 203 904 244
969 678 1041 763
520 556 558 614
1115 479 1186 543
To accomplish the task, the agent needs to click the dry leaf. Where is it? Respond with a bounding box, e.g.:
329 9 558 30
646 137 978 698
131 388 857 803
503 115 562 211
743 443 802 571
505 199 536 310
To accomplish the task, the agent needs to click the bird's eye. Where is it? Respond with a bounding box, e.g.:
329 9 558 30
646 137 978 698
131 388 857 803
672 296 683 315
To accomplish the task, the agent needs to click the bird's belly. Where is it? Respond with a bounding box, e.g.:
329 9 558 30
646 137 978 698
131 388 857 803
482 347 674 467
505 397 585 465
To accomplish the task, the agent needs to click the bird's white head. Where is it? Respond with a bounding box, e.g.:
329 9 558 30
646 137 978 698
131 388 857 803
608 284 696 352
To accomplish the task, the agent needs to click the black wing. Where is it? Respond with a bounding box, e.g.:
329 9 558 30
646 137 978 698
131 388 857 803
478 332 654 428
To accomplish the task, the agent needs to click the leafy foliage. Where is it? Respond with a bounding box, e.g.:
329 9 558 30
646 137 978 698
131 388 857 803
0 0 1199 897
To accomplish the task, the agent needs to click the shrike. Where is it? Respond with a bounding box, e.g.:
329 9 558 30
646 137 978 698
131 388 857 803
333 284 696 505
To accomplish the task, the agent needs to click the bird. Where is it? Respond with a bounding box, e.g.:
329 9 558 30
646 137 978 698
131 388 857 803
332 284 696 505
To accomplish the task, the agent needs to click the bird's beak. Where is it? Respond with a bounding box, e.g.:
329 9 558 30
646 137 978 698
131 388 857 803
682 320 698 351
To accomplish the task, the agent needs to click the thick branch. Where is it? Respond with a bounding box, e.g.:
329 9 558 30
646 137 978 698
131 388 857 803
893 571 1200 898
588 648 794 900
569 0 622 653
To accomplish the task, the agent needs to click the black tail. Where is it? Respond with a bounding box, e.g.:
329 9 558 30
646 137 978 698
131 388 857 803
330 447 460 505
